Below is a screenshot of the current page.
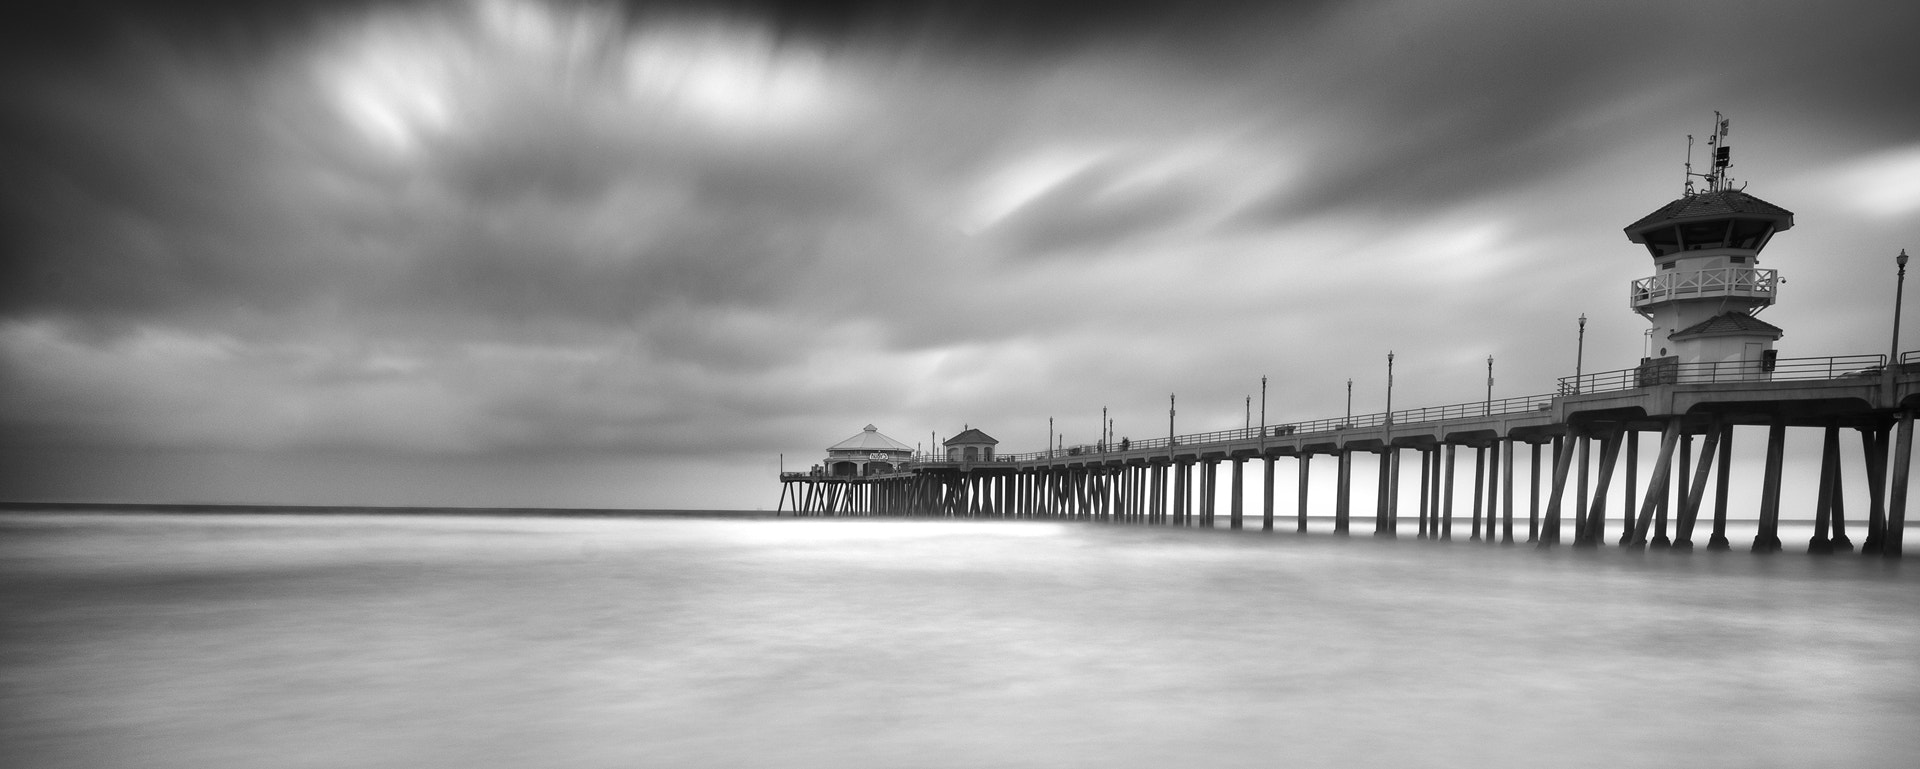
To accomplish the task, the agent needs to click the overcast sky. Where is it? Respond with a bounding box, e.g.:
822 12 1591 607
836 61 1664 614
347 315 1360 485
3 0 1917 509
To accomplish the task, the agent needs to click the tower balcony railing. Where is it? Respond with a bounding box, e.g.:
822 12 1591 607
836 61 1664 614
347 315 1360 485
1629 267 1776 310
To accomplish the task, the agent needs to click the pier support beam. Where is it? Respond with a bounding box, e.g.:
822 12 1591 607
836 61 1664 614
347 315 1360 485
1230 458 1245 530
1501 439 1516 544
1296 455 1311 533
1540 435 1575 547
1630 421 1682 548
1885 411 1913 559
1471 446 1486 541
1441 444 1456 540
1335 450 1352 535
1529 442 1543 543
1263 456 1276 531
1418 448 1432 539
1861 425 1891 554
1578 430 1622 548
1709 423 1734 550
1753 417 1787 553
1810 424 1841 554
1674 419 1723 549
1376 449 1394 537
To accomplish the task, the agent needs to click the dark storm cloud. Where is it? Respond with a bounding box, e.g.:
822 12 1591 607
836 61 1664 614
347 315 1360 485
1235 1 1920 223
2 0 1915 507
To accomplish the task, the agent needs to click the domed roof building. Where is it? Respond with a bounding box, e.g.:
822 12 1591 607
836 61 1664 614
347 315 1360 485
824 424 914 477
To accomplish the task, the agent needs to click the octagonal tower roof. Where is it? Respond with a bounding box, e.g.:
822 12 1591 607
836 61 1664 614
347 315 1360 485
1624 189 1794 243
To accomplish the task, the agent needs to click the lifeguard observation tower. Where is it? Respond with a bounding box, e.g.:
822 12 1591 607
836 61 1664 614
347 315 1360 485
1625 115 1791 381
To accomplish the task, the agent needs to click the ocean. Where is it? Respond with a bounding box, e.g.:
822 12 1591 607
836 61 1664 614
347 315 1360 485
4 510 1917 768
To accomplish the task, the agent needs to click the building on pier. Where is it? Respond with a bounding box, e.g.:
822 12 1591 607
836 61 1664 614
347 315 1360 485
1625 122 1791 378
823 424 914 477
944 428 998 462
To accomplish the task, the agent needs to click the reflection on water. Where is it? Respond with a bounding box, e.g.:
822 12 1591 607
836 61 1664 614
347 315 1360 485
3 512 1917 768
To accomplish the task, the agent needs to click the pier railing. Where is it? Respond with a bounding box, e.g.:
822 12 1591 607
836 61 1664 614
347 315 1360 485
863 351 1898 472
968 392 1558 464
1556 353 1885 395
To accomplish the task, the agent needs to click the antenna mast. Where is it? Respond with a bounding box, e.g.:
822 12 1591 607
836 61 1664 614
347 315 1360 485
1684 111 1733 194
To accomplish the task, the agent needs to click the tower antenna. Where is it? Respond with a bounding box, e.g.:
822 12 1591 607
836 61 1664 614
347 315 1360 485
1684 134 1695 196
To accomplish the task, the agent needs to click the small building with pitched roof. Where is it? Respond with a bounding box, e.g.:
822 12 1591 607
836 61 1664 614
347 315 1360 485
944 427 998 462
824 424 915 477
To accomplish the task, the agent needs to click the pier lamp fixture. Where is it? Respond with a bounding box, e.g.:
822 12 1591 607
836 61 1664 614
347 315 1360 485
1260 377 1268 449
1485 355 1494 416
1385 353 1395 426
1892 249 1910 375
1575 313 1588 394
1346 378 1353 427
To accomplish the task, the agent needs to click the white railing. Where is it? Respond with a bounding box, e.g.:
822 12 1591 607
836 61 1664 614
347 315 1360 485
1630 267 1776 309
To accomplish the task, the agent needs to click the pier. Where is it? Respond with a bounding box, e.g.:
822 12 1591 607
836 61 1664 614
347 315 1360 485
779 359 1919 557
777 130 1918 557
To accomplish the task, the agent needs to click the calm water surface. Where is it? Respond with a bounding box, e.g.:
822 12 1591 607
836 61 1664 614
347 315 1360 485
3 512 1917 768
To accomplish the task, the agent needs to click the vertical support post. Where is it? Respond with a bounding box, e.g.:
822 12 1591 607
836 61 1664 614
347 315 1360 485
1674 420 1723 549
1501 438 1516 544
1579 430 1623 547
1810 424 1841 554
1630 421 1683 547
1335 450 1351 535
1418 448 1432 539
1376 449 1393 536
1709 422 1733 550
1385 449 1401 538
1486 440 1501 545
1231 458 1246 530
1263 456 1277 532
1621 430 1639 545
1203 460 1217 528
1753 417 1787 553
1861 425 1890 554
1471 446 1486 541
1442 444 1457 541
1885 411 1913 559
1529 441 1543 543
1654 433 1685 548
1297 454 1311 533
1575 436 1591 544
1540 434 1575 546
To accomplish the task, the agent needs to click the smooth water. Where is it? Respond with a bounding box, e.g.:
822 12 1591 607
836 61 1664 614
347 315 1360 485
4 512 1917 768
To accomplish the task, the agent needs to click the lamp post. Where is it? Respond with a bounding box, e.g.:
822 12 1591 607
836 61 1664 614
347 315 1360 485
1485 355 1494 415
1385 352 1395 426
1345 378 1353 427
1893 249 1910 369
1047 418 1053 460
1575 313 1588 394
